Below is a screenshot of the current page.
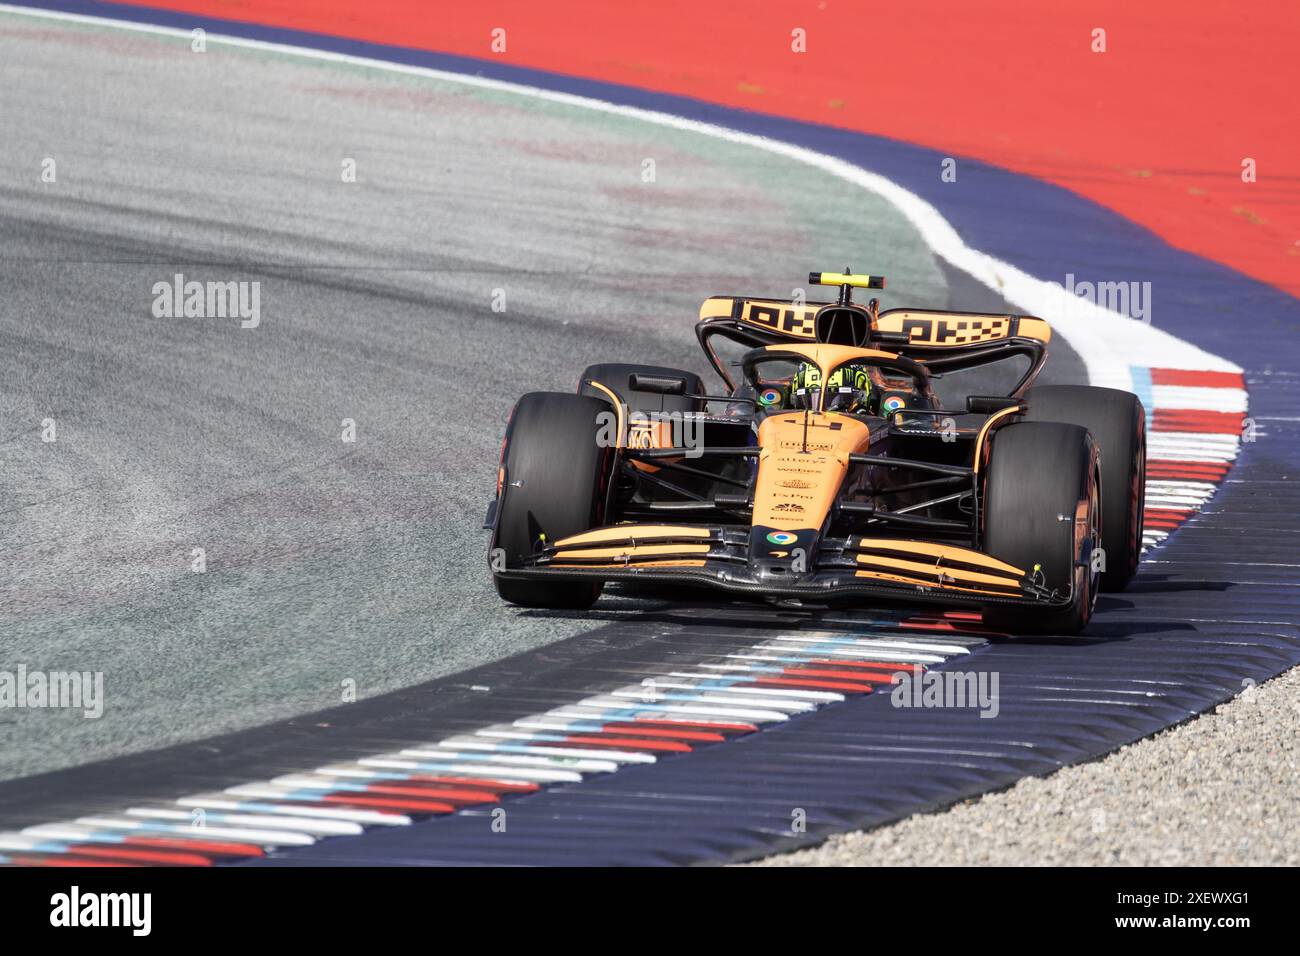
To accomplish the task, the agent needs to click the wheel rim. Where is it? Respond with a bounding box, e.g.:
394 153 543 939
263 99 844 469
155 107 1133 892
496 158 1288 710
1086 466 1102 613
1131 435 1146 572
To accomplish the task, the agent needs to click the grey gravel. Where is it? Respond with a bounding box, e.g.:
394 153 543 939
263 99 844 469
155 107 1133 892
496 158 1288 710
746 666 1300 866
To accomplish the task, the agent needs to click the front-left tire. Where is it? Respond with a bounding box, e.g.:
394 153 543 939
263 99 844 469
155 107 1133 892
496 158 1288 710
492 391 611 609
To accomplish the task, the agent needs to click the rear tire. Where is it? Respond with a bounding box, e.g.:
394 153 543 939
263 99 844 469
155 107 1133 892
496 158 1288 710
983 422 1101 634
492 392 611 609
578 363 705 415
1023 385 1146 590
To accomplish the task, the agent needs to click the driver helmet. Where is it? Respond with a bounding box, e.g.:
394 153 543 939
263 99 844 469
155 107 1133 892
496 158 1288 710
790 361 875 413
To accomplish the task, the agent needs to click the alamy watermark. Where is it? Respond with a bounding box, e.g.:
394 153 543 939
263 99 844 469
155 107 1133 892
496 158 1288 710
1 666 103 718
597 410 704 458
890 664 1000 718
1062 272 1152 324
50 886 150 936
151 273 261 329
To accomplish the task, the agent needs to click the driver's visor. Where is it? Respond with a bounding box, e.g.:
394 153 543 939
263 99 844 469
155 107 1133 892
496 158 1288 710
792 385 822 412
825 386 861 411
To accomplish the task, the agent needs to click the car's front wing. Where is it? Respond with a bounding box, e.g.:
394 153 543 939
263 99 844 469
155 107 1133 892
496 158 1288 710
498 523 1070 610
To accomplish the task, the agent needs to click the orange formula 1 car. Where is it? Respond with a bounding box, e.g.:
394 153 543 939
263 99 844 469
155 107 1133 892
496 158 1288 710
485 272 1146 633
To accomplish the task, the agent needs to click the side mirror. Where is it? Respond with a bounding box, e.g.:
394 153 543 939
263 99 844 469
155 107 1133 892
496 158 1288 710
871 331 911 348
630 373 688 395
967 395 1022 414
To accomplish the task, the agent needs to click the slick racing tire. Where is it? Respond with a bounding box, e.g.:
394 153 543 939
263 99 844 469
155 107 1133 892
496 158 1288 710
492 392 611 609
1023 385 1146 591
579 363 706 415
983 422 1101 634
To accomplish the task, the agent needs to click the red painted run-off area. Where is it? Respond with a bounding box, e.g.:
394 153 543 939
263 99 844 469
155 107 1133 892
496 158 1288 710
114 0 1298 297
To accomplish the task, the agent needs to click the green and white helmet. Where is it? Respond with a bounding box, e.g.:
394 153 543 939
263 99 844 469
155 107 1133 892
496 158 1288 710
790 362 874 413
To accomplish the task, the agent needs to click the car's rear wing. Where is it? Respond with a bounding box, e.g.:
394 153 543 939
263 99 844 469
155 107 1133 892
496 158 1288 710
698 294 822 341
697 296 1050 394
875 309 1051 348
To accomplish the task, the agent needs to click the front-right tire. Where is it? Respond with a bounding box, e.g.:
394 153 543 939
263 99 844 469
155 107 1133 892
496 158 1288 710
1022 384 1146 591
982 421 1101 634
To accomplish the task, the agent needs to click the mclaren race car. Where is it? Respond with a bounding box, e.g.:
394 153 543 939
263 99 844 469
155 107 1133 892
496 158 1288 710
485 271 1146 633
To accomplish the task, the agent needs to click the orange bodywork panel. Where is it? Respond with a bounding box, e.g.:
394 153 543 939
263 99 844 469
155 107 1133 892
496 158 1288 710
625 418 674 451
1015 317 1052 343
855 538 1025 577
852 569 1017 597
759 342 900 370
624 417 677 473
549 526 714 567
553 526 712 547
854 553 1022 590
552 543 711 561
551 559 708 569
752 411 873 532
971 404 1025 474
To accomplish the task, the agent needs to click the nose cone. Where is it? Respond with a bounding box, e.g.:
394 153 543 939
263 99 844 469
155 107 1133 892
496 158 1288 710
749 527 817 583
751 410 870 536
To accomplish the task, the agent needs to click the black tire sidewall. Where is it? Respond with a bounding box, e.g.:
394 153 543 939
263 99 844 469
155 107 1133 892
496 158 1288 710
492 392 611 608
1023 385 1145 590
984 421 1098 632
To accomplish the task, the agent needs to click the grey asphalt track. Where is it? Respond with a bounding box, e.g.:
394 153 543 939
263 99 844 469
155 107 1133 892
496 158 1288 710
0 14 1079 781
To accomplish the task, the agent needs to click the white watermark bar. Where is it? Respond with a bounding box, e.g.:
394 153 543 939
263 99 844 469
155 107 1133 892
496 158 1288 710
151 273 261 329
1063 272 1152 325
890 664 1000 718
50 886 151 936
0 665 104 718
